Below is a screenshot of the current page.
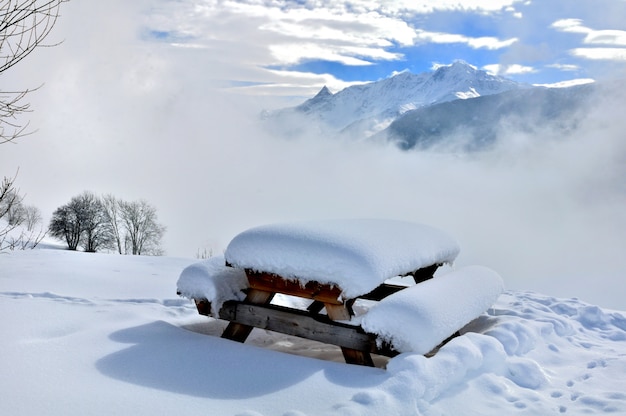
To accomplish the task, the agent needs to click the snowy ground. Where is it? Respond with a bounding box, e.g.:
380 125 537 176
1 249 626 415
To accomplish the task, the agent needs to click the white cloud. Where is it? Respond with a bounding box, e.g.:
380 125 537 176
505 5 523 18
267 41 405 67
350 0 525 14
505 63 536 74
416 30 518 50
269 43 374 66
534 78 595 88
551 19 626 62
144 0 526 85
552 19 626 46
550 18 591 34
546 63 580 71
258 69 367 96
483 63 535 75
584 30 626 47
570 48 626 61
141 0 426 89
257 10 417 47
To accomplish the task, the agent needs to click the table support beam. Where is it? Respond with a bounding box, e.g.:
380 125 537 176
221 289 274 343
325 302 375 366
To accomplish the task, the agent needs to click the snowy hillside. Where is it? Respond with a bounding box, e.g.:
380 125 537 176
1 249 625 415
264 61 526 139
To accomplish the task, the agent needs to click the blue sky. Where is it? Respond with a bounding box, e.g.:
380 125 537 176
143 0 626 96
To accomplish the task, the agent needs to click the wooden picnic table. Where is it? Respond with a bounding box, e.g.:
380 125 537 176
177 219 509 368
192 262 441 366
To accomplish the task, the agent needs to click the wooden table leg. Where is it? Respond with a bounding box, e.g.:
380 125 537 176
324 303 374 367
221 289 274 343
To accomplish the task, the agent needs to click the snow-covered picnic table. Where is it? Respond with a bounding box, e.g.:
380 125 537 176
177 219 504 366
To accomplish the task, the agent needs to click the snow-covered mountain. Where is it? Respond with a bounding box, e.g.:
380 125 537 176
265 61 527 138
379 83 595 151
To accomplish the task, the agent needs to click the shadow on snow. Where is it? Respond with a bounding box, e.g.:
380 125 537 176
96 320 386 399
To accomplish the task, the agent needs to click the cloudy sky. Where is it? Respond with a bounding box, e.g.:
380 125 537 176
2 0 626 308
137 0 626 95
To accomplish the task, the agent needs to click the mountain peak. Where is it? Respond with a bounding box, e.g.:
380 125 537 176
295 85 333 113
432 60 479 80
314 85 333 98
450 59 476 69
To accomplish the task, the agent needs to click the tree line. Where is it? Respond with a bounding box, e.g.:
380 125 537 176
49 191 166 255
1 179 166 254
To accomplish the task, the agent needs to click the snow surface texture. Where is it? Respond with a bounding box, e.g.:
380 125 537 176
2 250 626 415
224 219 460 299
176 255 248 315
361 266 504 354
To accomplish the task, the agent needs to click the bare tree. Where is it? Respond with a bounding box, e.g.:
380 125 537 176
22 204 41 231
3 188 24 225
101 193 123 254
0 173 22 218
0 171 46 250
48 191 114 252
73 191 112 252
1 0 67 144
0 172 22 245
119 199 165 256
49 203 81 250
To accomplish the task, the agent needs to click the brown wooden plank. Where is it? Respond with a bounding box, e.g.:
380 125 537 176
324 301 375 366
220 288 274 343
410 263 440 284
307 299 355 315
246 271 344 305
339 347 375 366
358 283 408 301
307 300 325 314
218 301 394 357
324 303 352 321
194 299 211 316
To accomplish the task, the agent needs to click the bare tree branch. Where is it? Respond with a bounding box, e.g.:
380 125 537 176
1 0 67 144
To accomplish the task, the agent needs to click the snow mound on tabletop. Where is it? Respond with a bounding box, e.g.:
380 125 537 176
224 219 460 299
176 255 248 316
361 265 504 354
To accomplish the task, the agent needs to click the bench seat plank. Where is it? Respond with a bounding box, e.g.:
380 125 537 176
217 300 397 357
